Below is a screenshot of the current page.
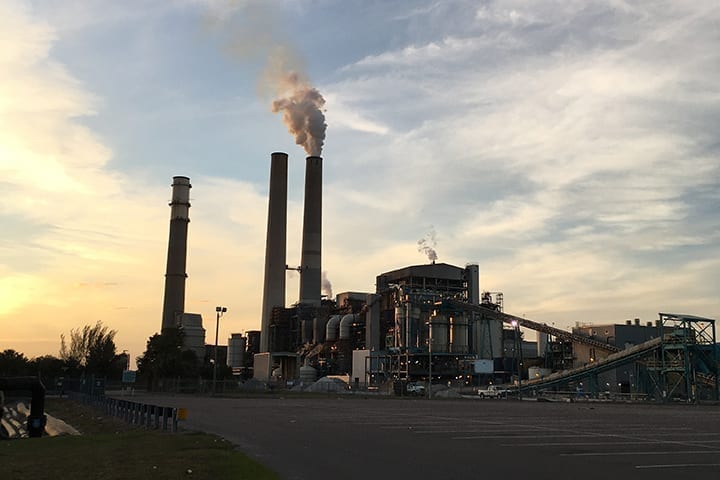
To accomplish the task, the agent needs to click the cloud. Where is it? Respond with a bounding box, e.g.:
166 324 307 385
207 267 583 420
318 0 720 322
0 1 272 362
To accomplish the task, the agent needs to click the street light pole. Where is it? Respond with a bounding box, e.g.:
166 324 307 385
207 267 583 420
213 306 227 394
511 320 522 399
427 312 434 400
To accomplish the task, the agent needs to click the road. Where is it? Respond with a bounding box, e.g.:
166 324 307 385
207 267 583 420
119 394 720 480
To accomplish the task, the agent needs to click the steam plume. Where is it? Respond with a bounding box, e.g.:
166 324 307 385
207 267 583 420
272 71 327 156
417 227 438 263
205 3 327 156
321 270 333 299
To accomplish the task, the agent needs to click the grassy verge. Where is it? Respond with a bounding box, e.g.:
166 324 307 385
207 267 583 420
0 398 278 480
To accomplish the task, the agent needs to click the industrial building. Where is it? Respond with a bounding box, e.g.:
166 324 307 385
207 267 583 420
157 152 718 402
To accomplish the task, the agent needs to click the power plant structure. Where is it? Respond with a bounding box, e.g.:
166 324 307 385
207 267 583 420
159 176 206 359
157 152 719 403
161 176 192 332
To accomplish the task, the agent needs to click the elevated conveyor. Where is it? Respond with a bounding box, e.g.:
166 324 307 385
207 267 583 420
445 300 621 353
521 337 661 391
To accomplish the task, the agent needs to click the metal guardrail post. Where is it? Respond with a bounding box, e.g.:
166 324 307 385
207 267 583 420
162 406 170 430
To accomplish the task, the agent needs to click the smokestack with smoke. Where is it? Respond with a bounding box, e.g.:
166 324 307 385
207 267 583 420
417 227 439 263
299 156 322 306
272 72 327 157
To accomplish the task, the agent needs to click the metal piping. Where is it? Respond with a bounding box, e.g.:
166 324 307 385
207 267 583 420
260 152 289 353
161 176 191 332
339 314 356 340
326 315 342 341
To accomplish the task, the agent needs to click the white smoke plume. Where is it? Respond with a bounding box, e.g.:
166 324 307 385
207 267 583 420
206 2 327 156
417 227 439 263
271 71 326 157
321 270 333 299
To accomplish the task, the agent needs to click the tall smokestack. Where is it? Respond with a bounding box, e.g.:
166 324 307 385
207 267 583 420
260 152 288 352
299 156 322 306
161 176 191 332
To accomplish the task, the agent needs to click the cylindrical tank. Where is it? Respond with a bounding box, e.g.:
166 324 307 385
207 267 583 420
465 264 480 305
299 364 317 384
339 314 355 340
325 315 341 341
430 314 449 353
450 315 469 353
227 333 246 368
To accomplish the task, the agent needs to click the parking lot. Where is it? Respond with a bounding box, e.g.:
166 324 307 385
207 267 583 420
123 394 720 480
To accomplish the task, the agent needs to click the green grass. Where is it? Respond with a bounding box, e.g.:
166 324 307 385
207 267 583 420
0 398 279 480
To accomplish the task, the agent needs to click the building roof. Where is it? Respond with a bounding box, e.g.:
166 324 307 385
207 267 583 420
377 262 465 282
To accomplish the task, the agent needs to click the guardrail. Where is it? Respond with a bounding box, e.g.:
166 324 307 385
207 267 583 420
69 392 179 432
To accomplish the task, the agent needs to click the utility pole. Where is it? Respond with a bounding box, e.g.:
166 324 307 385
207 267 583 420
213 306 227 394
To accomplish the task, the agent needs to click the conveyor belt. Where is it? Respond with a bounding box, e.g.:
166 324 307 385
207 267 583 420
445 300 621 353
521 337 662 390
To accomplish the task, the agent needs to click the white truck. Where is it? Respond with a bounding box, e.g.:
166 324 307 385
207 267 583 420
477 385 508 398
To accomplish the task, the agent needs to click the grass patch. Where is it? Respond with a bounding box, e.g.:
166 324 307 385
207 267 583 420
0 398 278 480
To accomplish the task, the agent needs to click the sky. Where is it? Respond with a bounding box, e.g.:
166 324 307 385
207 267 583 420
1 0 718 365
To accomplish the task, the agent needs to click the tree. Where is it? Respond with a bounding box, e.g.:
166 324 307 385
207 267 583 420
60 321 117 376
136 328 200 390
0 349 30 376
29 355 66 380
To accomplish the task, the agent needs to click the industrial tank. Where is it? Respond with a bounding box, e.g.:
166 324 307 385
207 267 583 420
227 333 246 368
430 314 449 353
299 363 317 383
450 315 469 353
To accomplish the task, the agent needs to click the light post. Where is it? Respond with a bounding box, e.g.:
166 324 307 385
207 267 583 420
511 320 522 399
122 350 130 371
213 306 227 394
427 312 435 400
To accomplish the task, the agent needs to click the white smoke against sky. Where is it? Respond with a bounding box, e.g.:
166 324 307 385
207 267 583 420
417 227 438 263
206 1 327 156
321 270 333 299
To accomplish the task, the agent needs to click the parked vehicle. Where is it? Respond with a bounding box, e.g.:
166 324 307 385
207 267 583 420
407 382 426 396
477 385 508 398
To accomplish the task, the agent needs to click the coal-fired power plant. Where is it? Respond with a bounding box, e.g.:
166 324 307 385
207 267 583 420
299 156 322 306
153 150 717 404
260 152 289 353
161 176 191 332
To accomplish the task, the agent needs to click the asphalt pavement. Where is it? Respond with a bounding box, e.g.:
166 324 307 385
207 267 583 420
118 394 720 480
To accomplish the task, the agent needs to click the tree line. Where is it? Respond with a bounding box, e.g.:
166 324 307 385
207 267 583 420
0 321 127 382
2 322 234 391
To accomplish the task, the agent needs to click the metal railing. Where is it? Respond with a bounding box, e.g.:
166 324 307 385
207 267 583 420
69 392 179 432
